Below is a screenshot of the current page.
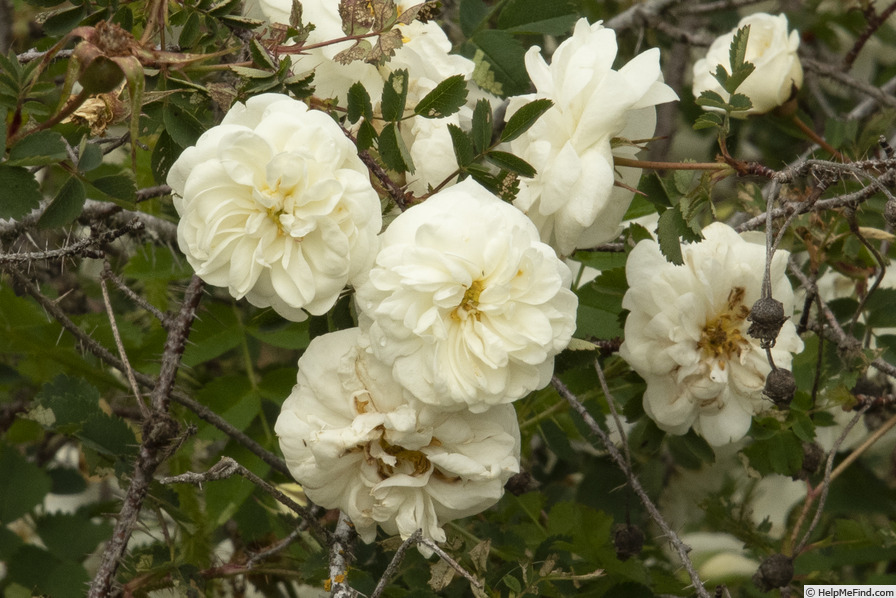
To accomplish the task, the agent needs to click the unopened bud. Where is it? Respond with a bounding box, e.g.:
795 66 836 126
612 523 644 561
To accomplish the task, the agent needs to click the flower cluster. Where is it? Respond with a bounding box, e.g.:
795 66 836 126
618 223 803 446
276 180 577 549
506 18 678 256
692 13 803 115
245 0 482 194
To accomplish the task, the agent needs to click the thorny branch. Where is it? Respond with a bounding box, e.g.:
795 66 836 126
158 456 330 541
89 275 204 598
551 377 712 598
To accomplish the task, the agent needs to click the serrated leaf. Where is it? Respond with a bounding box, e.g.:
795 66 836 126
377 122 414 172
37 177 86 229
729 24 751 73
447 123 475 167
381 68 409 121
500 98 552 143
229 65 277 78
693 112 724 130
208 0 241 16
484 150 535 178
413 74 467 119
471 98 492 154
566 338 598 351
0 164 42 220
178 11 201 47
712 64 729 89
290 0 303 27
728 92 753 112
695 89 729 111
151 130 181 183
471 29 529 96
347 82 374 123
79 412 138 458
7 130 68 166
356 119 378 150
724 62 756 96
249 38 277 70
656 208 685 265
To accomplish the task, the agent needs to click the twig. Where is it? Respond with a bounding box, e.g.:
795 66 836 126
803 58 896 110
329 512 359 598
842 0 896 71
604 0 683 31
102 265 171 327
0 219 143 264
369 530 423 598
791 405 870 556
158 456 329 541
89 276 204 598
16 47 74 63
418 537 485 591
2 265 291 477
551 377 711 598
672 0 767 15
136 185 173 202
246 528 305 569
594 359 632 469
100 270 151 420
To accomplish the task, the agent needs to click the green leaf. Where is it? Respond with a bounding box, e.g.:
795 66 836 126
470 29 530 96
42 4 88 37
88 173 137 203
381 68 409 122
249 38 277 70
656 208 686 265
162 102 205 148
413 74 468 119
77 140 103 172
6 130 68 166
695 89 729 111
356 119 378 150
347 82 374 123
208 0 241 16
711 64 729 90
151 130 181 183
0 164 42 220
0 108 6 152
377 122 414 173
500 98 552 143
6 546 89 598
497 0 577 35
484 150 536 178
447 123 475 167
724 63 756 96
471 98 492 154
693 112 724 131
35 512 113 561
728 92 753 112
79 412 138 459
35 375 102 432
729 24 751 74
37 177 86 229
459 0 489 36
0 442 53 522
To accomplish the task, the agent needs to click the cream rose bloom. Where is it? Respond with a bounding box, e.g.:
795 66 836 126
245 0 474 106
167 94 382 322
618 223 803 446
355 179 578 411
507 18 678 257
275 328 521 550
692 13 803 115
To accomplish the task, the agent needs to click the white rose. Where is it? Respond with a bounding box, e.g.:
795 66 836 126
507 18 678 257
167 93 382 322
355 179 578 411
246 0 474 106
275 328 521 550
692 13 803 115
618 223 804 446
